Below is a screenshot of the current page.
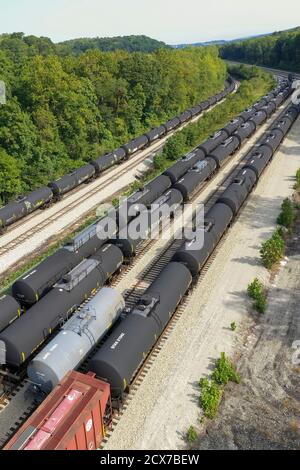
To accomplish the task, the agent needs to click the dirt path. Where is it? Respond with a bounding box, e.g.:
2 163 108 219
195 218 300 450
103 116 300 450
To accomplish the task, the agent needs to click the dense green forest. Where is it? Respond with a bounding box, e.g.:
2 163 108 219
220 27 300 72
60 35 168 54
0 33 168 57
153 66 275 171
0 33 227 205
117 66 275 195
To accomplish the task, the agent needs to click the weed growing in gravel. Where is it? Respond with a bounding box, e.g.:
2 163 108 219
247 277 263 298
260 229 285 270
212 352 241 385
247 278 267 313
199 378 222 419
277 198 295 230
199 353 241 419
186 425 198 443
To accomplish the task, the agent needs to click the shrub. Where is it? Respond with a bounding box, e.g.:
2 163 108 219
247 278 263 299
211 352 241 386
277 198 295 229
230 322 237 331
260 229 285 269
253 295 267 313
198 354 241 419
186 425 197 443
247 278 267 313
199 378 222 419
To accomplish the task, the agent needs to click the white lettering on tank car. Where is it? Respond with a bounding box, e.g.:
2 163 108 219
110 332 125 350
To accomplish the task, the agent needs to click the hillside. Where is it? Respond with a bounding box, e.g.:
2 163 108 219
59 35 168 54
220 26 300 72
0 34 226 204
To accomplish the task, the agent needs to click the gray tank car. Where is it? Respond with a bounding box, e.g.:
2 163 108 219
249 110 268 128
239 107 256 123
27 287 125 393
221 117 244 136
262 129 284 153
178 110 192 124
163 117 181 132
64 214 118 258
0 244 123 366
145 125 166 143
243 148 273 178
0 186 53 230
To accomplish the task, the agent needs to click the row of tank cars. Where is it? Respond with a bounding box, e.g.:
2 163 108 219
0 88 300 450
0 79 296 360
0 79 236 233
0 78 294 370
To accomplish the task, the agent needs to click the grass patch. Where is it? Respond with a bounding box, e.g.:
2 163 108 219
186 425 198 443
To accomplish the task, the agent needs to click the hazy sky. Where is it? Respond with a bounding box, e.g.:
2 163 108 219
0 0 299 44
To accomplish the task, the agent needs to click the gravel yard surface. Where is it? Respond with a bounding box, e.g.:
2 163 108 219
196 205 300 450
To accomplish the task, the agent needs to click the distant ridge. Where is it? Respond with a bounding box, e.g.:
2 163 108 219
220 26 300 73
173 26 300 48
59 35 169 54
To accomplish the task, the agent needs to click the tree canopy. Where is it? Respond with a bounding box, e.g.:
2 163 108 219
220 27 300 72
0 33 227 203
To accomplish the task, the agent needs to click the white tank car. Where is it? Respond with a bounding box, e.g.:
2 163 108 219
27 287 125 393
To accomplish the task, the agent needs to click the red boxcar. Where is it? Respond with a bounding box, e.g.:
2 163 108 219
4 371 111 451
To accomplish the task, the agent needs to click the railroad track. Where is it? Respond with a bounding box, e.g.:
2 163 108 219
226 60 300 81
0 91 292 449
91 99 300 448
0 86 238 260
98 210 236 448
0 151 155 256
